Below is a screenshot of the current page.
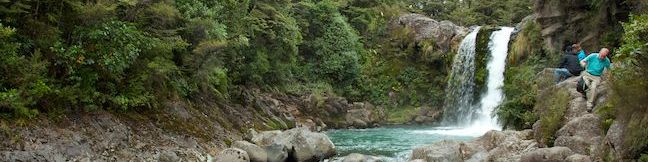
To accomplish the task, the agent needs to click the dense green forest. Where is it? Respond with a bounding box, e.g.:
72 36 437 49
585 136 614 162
0 0 532 118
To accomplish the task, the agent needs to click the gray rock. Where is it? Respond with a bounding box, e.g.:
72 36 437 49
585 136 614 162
264 144 288 162
411 140 462 162
159 150 180 162
566 154 592 162
604 121 627 160
274 128 336 162
475 130 538 162
214 148 250 162
345 102 383 128
253 128 336 162
556 114 602 137
251 130 282 146
394 14 468 53
232 141 267 162
554 114 602 155
520 147 575 162
412 106 442 124
335 153 383 162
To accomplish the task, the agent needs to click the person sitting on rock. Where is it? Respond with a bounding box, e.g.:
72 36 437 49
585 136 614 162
580 48 611 110
573 44 589 61
554 45 584 83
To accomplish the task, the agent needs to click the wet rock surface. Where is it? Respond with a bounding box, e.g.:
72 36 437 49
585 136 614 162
332 153 383 162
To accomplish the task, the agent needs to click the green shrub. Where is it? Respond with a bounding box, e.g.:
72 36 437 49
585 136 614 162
640 154 648 162
611 14 648 159
299 1 364 87
0 23 49 118
535 88 570 146
497 65 538 129
474 26 497 98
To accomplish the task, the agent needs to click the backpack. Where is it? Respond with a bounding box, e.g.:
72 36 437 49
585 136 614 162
577 77 588 94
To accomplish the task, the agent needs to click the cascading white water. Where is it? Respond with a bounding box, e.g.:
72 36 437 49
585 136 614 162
471 27 515 132
441 27 480 126
432 27 514 137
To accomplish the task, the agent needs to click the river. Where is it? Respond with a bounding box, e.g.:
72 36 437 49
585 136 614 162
326 125 478 161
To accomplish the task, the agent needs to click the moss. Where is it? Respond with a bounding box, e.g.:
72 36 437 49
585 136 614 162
385 106 419 124
509 21 543 65
224 138 232 146
639 154 648 162
474 26 498 100
595 102 615 134
535 88 570 146
265 118 286 130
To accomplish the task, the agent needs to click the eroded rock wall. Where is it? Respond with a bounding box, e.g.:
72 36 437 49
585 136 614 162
533 0 630 52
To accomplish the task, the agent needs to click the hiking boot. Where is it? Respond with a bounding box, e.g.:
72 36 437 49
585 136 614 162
587 103 594 112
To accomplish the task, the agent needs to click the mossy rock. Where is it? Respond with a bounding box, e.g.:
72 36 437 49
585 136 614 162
473 26 498 101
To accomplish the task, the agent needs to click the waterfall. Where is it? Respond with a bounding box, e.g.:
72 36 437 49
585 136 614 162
471 27 515 132
438 27 514 136
441 27 480 126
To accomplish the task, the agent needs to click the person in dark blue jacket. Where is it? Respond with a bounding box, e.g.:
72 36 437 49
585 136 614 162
554 46 584 83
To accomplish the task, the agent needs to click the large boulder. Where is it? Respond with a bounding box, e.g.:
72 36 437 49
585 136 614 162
345 108 371 128
412 106 443 124
251 130 282 146
214 148 250 162
520 147 575 162
553 114 602 155
393 14 468 53
274 128 336 161
264 144 289 162
252 128 336 162
566 154 592 162
232 141 267 162
333 153 383 162
603 121 630 160
473 130 539 162
345 102 385 128
411 140 462 162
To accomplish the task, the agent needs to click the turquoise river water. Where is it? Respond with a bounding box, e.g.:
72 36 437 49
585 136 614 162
326 125 478 161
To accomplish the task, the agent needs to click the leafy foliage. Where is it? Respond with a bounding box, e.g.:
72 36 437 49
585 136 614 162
611 13 648 159
405 0 532 26
535 88 570 146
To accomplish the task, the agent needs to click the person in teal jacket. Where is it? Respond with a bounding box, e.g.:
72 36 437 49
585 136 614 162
580 48 611 111
573 44 588 61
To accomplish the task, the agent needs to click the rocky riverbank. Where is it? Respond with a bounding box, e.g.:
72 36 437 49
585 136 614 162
0 89 387 161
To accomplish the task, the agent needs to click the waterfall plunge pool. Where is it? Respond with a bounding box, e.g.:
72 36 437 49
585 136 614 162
326 125 481 161
325 27 515 161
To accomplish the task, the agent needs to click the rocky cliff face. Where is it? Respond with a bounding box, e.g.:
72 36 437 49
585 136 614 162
533 0 630 52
